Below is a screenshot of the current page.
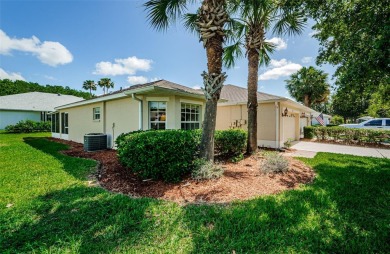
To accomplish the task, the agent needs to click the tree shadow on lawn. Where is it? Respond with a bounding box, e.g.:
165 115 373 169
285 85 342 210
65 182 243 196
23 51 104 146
12 138 390 253
23 137 97 180
181 153 390 253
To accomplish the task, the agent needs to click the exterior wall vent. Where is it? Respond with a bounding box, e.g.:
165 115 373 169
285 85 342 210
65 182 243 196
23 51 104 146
84 133 107 151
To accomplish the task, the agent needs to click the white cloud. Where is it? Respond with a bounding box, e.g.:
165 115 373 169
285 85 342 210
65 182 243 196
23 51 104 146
258 58 302 80
94 56 153 76
301 57 313 63
308 30 318 37
0 68 25 81
265 37 287 50
192 85 202 90
0 30 73 66
127 76 149 85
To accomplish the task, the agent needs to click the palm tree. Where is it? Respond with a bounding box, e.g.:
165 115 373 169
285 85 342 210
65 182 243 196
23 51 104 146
98 78 115 94
286 66 330 108
144 0 229 161
224 0 306 154
82 80 97 96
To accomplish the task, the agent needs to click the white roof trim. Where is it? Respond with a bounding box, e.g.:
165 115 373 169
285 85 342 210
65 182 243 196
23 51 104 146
55 93 128 110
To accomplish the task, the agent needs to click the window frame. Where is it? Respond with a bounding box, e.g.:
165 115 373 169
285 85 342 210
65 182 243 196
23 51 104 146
61 112 69 134
364 119 383 126
180 103 201 130
149 101 167 130
93 107 101 121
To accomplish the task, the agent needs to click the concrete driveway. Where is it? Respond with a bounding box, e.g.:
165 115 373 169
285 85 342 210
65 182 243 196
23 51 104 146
286 141 390 159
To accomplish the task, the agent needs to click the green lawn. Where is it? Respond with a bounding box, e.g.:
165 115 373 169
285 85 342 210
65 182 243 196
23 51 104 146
1 133 389 253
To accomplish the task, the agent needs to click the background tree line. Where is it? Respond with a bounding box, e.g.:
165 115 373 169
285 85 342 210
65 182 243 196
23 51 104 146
0 79 93 99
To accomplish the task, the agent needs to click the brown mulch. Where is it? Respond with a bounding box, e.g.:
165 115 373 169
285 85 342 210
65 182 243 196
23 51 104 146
50 138 315 204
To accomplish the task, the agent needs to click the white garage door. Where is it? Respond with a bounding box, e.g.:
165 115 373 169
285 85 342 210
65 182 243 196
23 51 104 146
283 115 297 142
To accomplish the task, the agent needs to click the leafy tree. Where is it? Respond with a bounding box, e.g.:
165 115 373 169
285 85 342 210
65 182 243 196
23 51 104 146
98 78 115 94
367 83 390 117
0 79 92 99
82 80 97 96
145 0 229 161
285 66 330 108
223 0 306 153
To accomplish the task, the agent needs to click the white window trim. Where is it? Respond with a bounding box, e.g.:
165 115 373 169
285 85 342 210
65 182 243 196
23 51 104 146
149 101 167 130
93 107 101 121
181 103 201 130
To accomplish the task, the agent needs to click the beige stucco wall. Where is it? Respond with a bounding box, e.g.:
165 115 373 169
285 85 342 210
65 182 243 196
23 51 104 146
105 97 140 147
216 102 277 147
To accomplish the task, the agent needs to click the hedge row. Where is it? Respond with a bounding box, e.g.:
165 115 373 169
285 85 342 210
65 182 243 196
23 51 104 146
5 120 51 133
304 126 390 144
116 129 247 182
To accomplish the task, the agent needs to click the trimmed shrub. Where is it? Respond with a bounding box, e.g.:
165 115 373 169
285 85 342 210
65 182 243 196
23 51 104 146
117 130 201 182
260 151 289 173
115 129 150 147
304 126 315 139
192 159 224 181
214 129 247 157
5 120 50 133
314 126 328 140
327 126 345 141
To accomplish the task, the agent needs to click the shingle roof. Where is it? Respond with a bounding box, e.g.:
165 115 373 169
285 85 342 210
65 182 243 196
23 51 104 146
0 92 84 111
220 84 284 103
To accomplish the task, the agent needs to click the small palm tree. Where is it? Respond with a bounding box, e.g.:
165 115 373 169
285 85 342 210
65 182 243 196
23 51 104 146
82 80 96 96
224 0 306 153
286 66 330 108
98 78 115 94
145 0 229 161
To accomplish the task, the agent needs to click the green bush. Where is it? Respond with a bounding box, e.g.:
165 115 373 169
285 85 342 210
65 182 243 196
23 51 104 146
117 130 201 182
214 129 247 157
5 120 50 133
331 115 344 125
191 159 224 181
303 126 315 139
314 126 328 140
327 127 345 140
116 129 247 182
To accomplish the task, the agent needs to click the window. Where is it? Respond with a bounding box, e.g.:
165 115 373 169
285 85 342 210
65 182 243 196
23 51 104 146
386 120 390 126
149 102 166 130
364 120 382 126
181 103 201 130
93 107 101 120
51 112 60 133
61 113 68 134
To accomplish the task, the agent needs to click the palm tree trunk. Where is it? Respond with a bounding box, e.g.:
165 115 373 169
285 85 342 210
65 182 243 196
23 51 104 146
304 94 311 108
90 87 92 96
198 0 226 162
200 34 224 162
247 48 259 154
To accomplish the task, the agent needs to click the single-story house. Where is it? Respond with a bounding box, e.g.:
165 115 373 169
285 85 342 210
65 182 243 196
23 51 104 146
216 85 316 148
0 92 84 129
311 112 331 126
51 80 315 149
52 80 206 147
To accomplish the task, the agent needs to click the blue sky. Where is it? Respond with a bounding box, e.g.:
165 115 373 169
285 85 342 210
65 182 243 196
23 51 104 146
0 0 335 97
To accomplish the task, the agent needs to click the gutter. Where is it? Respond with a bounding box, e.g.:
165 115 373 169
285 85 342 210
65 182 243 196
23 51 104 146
132 94 143 130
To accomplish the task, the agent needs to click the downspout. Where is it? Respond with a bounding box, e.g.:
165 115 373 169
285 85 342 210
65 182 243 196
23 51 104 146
275 102 279 149
132 93 143 130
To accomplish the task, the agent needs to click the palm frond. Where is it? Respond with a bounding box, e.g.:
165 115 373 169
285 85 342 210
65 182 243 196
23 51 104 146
144 0 190 31
272 8 306 36
183 13 198 34
258 41 276 66
223 41 244 69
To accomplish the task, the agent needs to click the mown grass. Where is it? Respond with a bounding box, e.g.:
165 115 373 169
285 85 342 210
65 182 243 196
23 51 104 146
0 133 389 253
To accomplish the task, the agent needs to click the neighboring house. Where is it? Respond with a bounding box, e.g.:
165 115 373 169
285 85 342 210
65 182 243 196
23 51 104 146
216 85 316 148
52 80 205 147
311 112 331 126
0 92 84 129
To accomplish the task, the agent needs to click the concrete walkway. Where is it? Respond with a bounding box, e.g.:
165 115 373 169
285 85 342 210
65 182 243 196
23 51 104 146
286 141 390 159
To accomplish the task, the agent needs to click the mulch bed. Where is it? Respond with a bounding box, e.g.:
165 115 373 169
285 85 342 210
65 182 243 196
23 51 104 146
50 138 315 204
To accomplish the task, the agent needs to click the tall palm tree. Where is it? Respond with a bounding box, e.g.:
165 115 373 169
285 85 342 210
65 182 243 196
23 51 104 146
224 0 306 154
98 78 115 94
145 0 229 161
82 80 97 96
